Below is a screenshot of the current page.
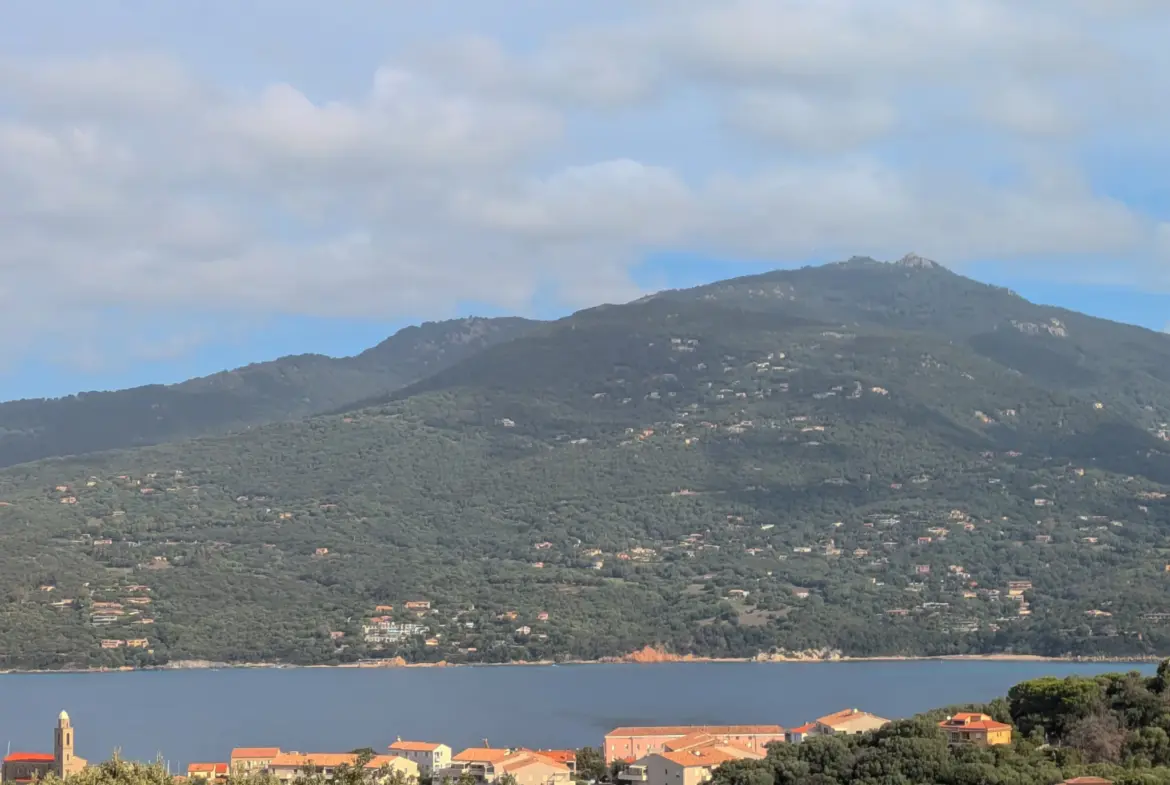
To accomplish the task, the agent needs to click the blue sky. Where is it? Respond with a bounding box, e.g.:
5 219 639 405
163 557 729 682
2 1 1170 400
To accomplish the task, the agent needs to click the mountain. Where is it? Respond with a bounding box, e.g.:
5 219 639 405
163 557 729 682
0 316 536 468
4 256 1170 671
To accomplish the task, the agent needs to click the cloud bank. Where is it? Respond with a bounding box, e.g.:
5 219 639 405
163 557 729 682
1 0 1169 369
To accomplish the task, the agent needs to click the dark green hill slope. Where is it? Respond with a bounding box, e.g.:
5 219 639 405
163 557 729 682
0 317 535 468
4 257 1170 671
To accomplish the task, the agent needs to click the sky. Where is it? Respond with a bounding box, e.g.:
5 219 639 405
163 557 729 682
3 0 1170 400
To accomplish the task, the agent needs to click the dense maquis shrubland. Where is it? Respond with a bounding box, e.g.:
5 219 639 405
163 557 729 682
7 255 1170 669
0 317 535 468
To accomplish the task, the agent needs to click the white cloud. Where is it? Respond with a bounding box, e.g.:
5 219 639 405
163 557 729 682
727 90 897 151
0 0 1168 375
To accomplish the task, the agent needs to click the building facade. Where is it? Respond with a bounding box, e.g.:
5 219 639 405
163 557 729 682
387 740 452 776
230 747 282 774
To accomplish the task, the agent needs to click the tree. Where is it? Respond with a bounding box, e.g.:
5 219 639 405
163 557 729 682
575 747 607 782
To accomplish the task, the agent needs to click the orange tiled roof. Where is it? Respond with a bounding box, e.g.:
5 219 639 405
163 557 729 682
659 748 743 768
231 748 281 759
534 750 577 765
788 724 816 734
939 713 1012 732
816 709 888 728
389 741 444 752
187 762 228 774
499 752 570 773
607 725 782 737
665 733 718 751
3 753 54 763
453 748 514 764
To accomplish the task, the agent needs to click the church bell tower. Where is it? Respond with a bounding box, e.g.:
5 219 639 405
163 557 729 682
54 710 74 777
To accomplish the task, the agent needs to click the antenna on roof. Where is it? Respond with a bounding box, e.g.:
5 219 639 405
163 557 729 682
483 739 489 748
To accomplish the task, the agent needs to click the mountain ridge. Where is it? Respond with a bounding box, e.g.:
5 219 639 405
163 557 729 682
0 316 537 468
5 256 1170 670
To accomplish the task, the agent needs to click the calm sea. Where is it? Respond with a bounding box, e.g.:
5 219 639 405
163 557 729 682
0 662 1153 769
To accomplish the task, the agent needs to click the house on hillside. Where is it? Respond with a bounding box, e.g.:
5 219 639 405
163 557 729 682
938 713 1012 746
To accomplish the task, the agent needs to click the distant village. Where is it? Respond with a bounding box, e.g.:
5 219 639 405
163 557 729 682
5 706 1114 785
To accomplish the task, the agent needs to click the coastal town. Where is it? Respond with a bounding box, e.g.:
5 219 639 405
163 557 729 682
4 706 1068 785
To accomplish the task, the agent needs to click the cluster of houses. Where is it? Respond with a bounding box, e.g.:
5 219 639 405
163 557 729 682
1 708 1093 785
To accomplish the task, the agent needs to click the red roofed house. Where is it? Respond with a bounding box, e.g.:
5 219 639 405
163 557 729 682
938 713 1013 746
186 762 229 781
533 751 576 773
603 725 783 764
437 748 571 785
785 724 816 744
1 711 87 782
388 739 452 776
230 748 282 774
619 737 764 785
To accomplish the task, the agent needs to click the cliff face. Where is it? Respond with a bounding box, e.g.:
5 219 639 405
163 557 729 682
619 645 696 663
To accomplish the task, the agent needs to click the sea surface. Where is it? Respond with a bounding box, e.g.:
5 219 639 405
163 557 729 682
0 661 1154 769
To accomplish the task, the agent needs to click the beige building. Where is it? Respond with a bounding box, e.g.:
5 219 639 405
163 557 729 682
621 736 764 785
604 725 783 763
388 740 452 776
812 708 890 736
1 711 87 782
267 753 418 783
438 748 571 785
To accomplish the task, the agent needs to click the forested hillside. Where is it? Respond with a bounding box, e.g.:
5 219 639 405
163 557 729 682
0 317 535 467
5 256 1170 670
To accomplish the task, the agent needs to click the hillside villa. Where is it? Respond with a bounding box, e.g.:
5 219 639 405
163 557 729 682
603 725 784 763
938 713 1013 746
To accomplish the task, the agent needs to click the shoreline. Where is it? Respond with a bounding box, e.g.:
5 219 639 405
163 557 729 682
2 652 1163 676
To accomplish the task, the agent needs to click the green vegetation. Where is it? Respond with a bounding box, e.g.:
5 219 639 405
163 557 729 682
5 257 1170 669
0 317 535 468
711 664 1170 785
